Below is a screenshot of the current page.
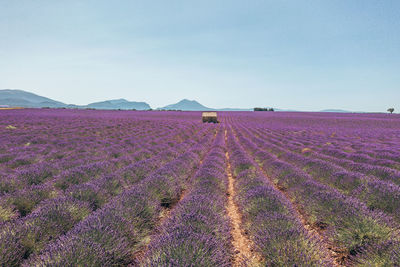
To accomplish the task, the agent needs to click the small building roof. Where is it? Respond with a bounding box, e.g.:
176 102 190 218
202 112 217 117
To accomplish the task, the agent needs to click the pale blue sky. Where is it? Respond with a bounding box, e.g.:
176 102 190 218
0 0 399 111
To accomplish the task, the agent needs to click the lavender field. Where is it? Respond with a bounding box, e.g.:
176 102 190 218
1 109 399 266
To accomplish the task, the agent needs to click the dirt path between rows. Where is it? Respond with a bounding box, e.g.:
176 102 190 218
229 128 342 266
225 130 262 266
261 166 344 266
132 190 188 264
132 128 222 264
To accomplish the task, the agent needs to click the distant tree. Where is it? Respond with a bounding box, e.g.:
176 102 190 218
388 108 394 114
269 108 274 112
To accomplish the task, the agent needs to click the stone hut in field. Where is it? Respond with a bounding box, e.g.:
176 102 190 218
202 112 218 123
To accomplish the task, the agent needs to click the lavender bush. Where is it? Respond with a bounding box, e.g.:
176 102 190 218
1 109 399 266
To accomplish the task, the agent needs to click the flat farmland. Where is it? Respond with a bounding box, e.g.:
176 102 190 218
1 109 399 266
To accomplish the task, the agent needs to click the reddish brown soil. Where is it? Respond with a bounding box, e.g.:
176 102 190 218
132 156 204 263
232 132 344 266
225 130 263 266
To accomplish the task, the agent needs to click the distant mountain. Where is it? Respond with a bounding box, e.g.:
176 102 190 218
158 99 253 111
159 99 213 111
0 89 67 108
0 89 151 110
86 99 150 110
3 90 364 113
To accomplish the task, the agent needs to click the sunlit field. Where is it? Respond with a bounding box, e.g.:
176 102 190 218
1 109 399 266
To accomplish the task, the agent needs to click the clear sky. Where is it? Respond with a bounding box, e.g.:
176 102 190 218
0 0 399 111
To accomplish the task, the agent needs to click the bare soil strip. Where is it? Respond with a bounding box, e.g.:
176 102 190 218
277 183 343 266
262 168 343 266
132 190 188 263
133 130 217 264
225 130 262 267
231 129 342 266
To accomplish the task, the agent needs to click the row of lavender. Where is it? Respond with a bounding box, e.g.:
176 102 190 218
226 112 400 265
253 126 400 183
2 109 399 266
0 128 209 266
225 127 333 266
0 109 215 266
0 110 187 222
266 128 400 169
138 129 232 266
0 109 203 195
243 125 400 224
23 126 214 266
231 111 400 164
0 129 176 224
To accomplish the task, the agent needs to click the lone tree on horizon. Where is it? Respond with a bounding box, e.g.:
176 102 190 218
387 108 394 114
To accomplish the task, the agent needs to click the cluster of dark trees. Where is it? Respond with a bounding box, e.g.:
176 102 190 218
254 107 274 111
